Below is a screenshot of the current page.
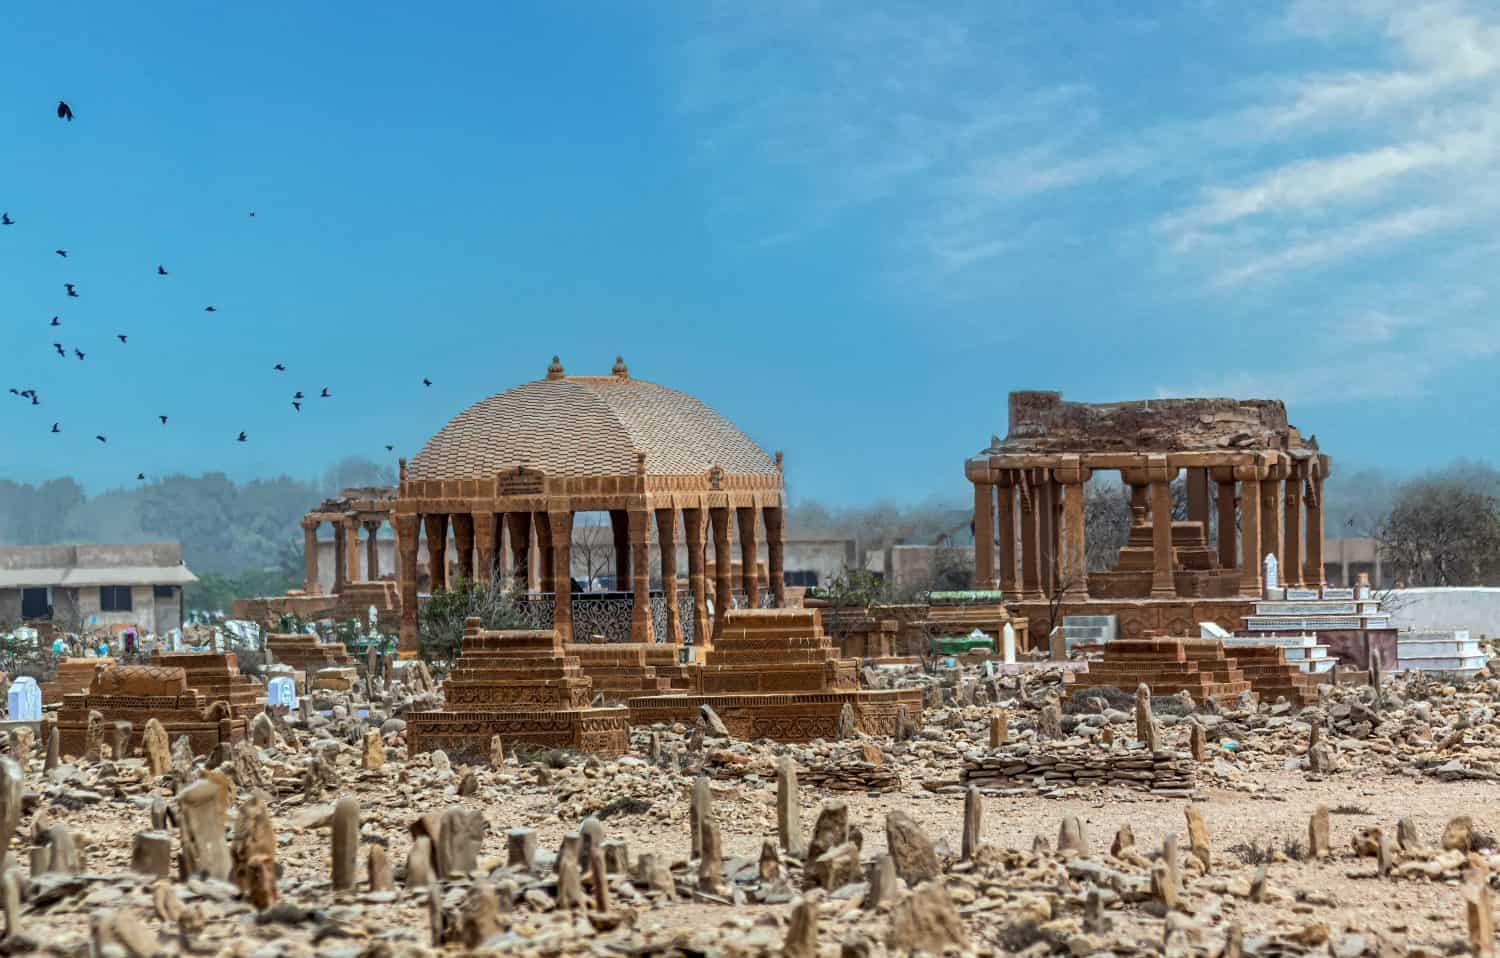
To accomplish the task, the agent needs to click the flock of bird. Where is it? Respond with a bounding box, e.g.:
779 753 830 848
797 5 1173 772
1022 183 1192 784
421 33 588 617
4 101 433 482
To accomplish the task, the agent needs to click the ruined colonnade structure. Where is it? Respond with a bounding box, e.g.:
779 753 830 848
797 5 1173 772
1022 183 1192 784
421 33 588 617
392 357 786 657
299 488 398 594
967 391 1331 639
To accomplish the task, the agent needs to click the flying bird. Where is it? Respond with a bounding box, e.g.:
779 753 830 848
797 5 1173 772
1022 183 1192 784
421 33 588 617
248 211 256 218
74 349 84 360
236 431 247 442
319 387 330 398
136 473 145 481
273 363 285 371
292 401 301 411
159 415 168 424
52 343 64 357
422 378 431 386
50 423 59 434
64 284 78 297
204 306 217 313
56 100 73 122
384 444 394 452
292 391 304 400
1 213 12 225
95 435 106 443
116 334 127 344
49 316 59 326
157 265 167 276
55 249 67 258
6 389 16 397
29 394 38 406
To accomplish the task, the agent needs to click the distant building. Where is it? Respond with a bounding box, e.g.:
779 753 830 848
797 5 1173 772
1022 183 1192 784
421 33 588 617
0 543 197 634
1323 537 1392 589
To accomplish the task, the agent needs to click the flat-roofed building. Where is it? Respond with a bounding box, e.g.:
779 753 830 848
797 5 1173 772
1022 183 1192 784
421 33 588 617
0 543 196 634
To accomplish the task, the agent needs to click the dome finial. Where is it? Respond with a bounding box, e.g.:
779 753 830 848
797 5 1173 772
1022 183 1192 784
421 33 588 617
612 355 629 379
546 356 565 381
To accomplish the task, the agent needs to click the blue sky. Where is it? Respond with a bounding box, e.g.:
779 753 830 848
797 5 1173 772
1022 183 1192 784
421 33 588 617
2 0 1496 504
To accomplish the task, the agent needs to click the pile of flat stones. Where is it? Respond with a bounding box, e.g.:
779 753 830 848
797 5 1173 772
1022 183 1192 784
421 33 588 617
962 742 1196 796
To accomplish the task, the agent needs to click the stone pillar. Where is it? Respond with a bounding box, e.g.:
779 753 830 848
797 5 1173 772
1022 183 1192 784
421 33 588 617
973 481 996 590
333 521 348 593
452 513 475 583
422 514 448 593
301 519 320 594
1129 483 1149 515
656 509 682 644
1147 457 1175 598
550 511 573 642
1283 466 1303 589
1304 465 1328 589
473 513 495 584
709 507 733 642
1259 473 1281 585
1237 465 1263 597
1037 475 1055 596
737 506 760 608
996 474 1017 597
609 510 630 591
1212 468 1237 572
505 513 531 592
683 508 710 647
344 517 362 584
1055 457 1090 600
534 512 554 594
364 520 382 580
1017 475 1042 601
395 514 420 657
628 509 654 643
764 505 785 607
1186 467 1210 532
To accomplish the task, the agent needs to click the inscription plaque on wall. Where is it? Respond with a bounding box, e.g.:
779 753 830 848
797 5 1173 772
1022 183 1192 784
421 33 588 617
707 465 725 490
499 466 545 496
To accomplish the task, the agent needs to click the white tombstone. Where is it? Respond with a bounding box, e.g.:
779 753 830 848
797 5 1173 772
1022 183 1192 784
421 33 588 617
368 605 379 631
1002 622 1017 665
1263 553 1279 592
7 677 40 722
267 676 298 710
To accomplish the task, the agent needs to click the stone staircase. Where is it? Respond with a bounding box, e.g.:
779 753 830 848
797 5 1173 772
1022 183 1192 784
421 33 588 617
1070 637 1251 707
1394 631 1487 677
1211 644 1320 706
1220 633 1335 674
1244 595 1390 632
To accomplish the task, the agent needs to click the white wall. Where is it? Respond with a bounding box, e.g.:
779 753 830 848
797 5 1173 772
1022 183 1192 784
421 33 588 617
1385 588 1500 638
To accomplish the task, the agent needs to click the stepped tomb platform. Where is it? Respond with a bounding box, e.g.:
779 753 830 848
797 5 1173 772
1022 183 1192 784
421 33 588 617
266 632 355 672
627 608 922 741
42 657 115 706
56 664 245 757
407 620 627 761
149 651 262 718
562 643 695 701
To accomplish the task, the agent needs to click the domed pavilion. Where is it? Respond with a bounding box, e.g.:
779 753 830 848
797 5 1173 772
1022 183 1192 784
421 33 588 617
393 357 787 657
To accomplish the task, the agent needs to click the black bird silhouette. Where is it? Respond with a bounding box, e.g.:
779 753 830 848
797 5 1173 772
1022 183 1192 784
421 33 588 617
273 363 286 371
1 213 12 225
236 431 247 442
423 378 432 386
136 473 145 481
55 249 67 258
95 435 106 443
248 211 256 218
159 415 168 424
49 316 59 326
116 334 127 344
157 265 167 276
292 391 304 400
50 423 59 434
385 444 394 452
74 349 84 360
56 100 73 121
204 305 217 313
53 343 64 357
7 389 17 396
64 283 78 297
319 387 330 398
292 401 301 411
29 394 38 406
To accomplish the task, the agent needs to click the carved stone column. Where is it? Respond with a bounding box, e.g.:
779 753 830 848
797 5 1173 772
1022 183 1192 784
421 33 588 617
1055 456 1091 600
534 512 554 594
1017 474 1042 601
505 513 531 592
364 520 382 580
301 519 320 594
395 514 420 657
628 509 654 644
763 505 785 607
683 508 710 647
996 473 1017 596
550 511 573 642
1212 466 1237 573
1259 470 1281 585
473 513 495 584
1037 474 1055 596
609 509 630 591
709 507 733 642
344 517 362 585
1283 463 1304 589
1304 461 1328 589
452 513 475 583
1186 467 1210 532
1147 457 1176 598
656 509 681 644
737 506 760 607
1236 464 1264 597
332 521 348 594
422 514 448 593
973 480 995 590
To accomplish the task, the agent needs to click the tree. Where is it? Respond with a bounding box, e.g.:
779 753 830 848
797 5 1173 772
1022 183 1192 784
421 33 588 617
570 515 616 590
1374 475 1500 586
418 577 528 670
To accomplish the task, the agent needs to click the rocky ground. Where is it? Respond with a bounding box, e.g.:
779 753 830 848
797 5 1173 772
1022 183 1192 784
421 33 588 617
7 661 1500 957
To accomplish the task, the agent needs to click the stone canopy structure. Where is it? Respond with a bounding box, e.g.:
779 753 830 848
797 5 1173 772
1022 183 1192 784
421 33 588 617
393 357 787 657
967 391 1331 639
